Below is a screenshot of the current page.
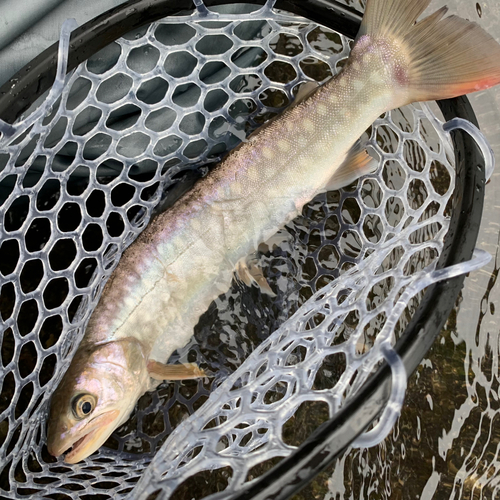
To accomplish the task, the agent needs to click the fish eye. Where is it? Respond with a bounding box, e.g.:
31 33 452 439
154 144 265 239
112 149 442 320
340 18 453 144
72 394 96 419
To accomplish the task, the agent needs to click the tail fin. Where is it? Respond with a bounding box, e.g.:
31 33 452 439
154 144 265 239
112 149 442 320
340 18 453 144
358 0 500 103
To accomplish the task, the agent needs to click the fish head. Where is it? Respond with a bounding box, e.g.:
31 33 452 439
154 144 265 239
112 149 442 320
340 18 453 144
47 338 149 464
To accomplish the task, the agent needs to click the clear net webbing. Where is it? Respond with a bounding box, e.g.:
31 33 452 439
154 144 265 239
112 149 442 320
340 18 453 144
0 2 491 498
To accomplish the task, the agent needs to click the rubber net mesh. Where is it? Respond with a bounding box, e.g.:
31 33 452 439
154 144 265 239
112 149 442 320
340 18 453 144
0 2 490 499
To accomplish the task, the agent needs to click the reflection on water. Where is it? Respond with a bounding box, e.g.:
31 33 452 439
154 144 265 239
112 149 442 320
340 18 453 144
295 261 500 499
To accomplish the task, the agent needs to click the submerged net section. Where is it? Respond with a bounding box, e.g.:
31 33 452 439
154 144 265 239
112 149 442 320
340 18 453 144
0 2 489 498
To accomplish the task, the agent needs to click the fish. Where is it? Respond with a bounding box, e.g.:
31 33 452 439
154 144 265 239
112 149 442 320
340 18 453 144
47 0 500 464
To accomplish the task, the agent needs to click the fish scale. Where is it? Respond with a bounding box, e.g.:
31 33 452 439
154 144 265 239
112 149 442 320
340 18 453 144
110 65 383 359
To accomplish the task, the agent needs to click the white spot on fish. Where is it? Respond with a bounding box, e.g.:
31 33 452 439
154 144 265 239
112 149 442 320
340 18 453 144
191 218 201 231
298 135 308 147
232 182 242 196
365 53 375 65
317 104 328 116
248 167 259 181
278 140 290 152
303 119 314 132
174 237 184 250
353 80 364 91
216 185 229 199
263 147 274 159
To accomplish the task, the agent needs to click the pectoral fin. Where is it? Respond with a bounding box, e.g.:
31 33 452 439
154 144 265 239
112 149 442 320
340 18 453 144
325 141 378 191
235 255 276 297
147 361 206 381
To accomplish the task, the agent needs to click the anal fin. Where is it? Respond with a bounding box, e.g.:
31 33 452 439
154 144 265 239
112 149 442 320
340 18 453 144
235 255 276 297
325 141 378 191
147 361 207 381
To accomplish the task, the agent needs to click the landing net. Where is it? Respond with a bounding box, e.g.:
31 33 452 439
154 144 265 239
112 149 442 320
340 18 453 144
0 2 491 498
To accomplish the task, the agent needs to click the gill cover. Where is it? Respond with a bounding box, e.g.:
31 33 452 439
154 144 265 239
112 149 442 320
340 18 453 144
47 338 150 464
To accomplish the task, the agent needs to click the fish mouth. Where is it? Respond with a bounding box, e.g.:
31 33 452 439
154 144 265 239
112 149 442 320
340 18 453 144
64 429 98 463
55 409 120 464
